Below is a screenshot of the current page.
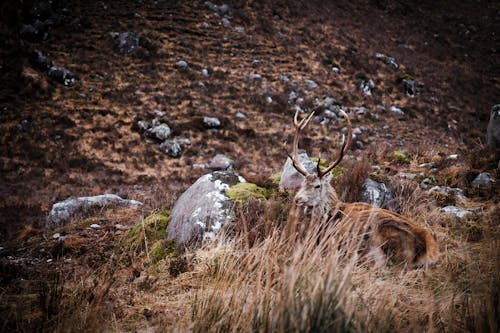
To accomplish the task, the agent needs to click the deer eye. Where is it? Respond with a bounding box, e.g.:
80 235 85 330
314 184 321 189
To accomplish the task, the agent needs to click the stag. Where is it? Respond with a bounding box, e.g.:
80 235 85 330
288 110 438 267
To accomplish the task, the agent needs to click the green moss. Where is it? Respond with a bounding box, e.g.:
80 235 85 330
226 183 273 202
121 210 170 254
392 150 410 164
271 172 282 185
311 158 343 178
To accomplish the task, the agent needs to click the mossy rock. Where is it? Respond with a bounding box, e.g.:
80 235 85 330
392 150 410 164
121 210 170 254
149 239 177 264
226 183 273 202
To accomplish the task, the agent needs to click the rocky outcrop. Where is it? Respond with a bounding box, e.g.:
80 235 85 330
47 194 143 229
167 171 245 249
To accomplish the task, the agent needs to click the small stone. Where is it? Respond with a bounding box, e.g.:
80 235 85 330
266 96 273 104
47 66 76 86
203 116 222 128
201 68 209 77
52 233 61 239
332 67 340 74
420 176 437 189
221 17 231 27
202 22 210 29
390 106 405 115
235 112 247 120
90 224 101 229
235 26 245 33
33 49 52 71
251 60 261 67
137 120 150 132
47 259 53 263
403 79 417 97
115 224 128 230
359 78 375 96
429 186 467 203
280 74 290 82
247 73 262 80
177 60 188 69
174 136 192 146
153 109 164 117
304 79 318 90
470 172 495 189
208 154 233 170
160 140 182 158
111 31 140 54
446 154 458 160
145 124 171 141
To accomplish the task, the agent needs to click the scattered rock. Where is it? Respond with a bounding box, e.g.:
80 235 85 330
390 105 405 116
470 172 495 189
90 224 101 229
159 140 182 158
247 73 262 80
174 136 191 146
360 178 395 209
167 171 245 249
403 79 417 97
47 66 76 86
487 104 500 149
280 74 290 82
374 52 399 69
221 17 231 27
235 112 247 120
332 67 340 74
441 205 473 219
203 116 222 129
145 123 171 141
420 176 437 189
429 186 468 203
201 68 209 77
265 96 273 104
111 31 140 54
176 60 189 69
47 194 142 229
20 21 47 41
358 77 375 96
208 154 233 170
251 59 261 67
304 79 318 90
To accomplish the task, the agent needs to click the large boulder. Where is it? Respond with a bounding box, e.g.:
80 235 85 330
47 194 142 229
167 171 245 249
279 150 317 191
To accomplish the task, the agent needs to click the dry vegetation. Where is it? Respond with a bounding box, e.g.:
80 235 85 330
1 0 499 331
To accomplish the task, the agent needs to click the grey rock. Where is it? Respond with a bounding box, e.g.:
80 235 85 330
403 79 417 97
201 68 209 77
360 178 395 209
247 73 262 80
167 171 244 249
420 176 437 189
111 32 140 54
304 79 318 90
221 17 231 28
137 120 150 132
429 186 468 203
235 26 245 33
235 112 247 120
174 136 192 146
279 151 329 190
470 172 495 189
487 104 500 149
374 52 399 69
47 194 142 229
441 206 473 219
160 140 182 158
203 116 221 129
390 105 405 116
358 78 375 96
177 60 188 69
208 154 233 170
251 59 261 67
332 67 340 74
280 74 290 82
47 66 76 86
145 124 171 141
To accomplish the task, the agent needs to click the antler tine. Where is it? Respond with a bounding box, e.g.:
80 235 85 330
289 110 316 177
317 109 352 178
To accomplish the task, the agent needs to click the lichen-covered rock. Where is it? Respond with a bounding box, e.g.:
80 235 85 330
429 186 467 204
279 151 317 190
47 194 143 229
203 116 222 129
441 205 473 219
360 178 395 209
167 171 245 249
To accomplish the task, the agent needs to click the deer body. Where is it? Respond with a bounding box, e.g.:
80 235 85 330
287 110 438 268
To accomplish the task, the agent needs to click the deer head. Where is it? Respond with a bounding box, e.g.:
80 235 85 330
288 109 352 216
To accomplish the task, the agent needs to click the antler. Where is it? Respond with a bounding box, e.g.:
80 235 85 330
288 110 315 176
317 109 352 178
